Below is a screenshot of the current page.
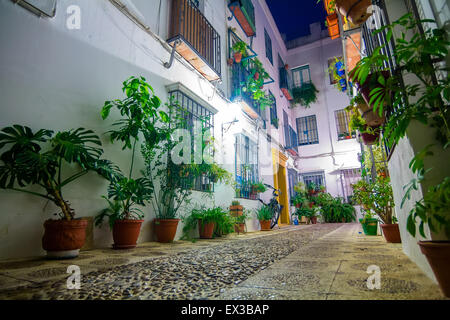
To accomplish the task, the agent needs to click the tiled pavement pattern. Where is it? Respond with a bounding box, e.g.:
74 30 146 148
0 223 446 300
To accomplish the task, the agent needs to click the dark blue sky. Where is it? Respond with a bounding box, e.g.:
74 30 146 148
266 0 327 41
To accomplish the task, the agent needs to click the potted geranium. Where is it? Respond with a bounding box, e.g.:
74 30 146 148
0 125 113 258
256 205 273 231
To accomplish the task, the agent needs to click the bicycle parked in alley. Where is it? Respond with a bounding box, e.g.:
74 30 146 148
258 183 283 229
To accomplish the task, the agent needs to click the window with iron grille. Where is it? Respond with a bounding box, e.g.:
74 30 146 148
235 133 258 200
269 91 278 128
292 65 311 88
288 169 299 205
341 168 361 203
296 115 319 145
335 109 356 140
301 171 326 189
169 89 215 192
264 29 273 65
283 110 290 146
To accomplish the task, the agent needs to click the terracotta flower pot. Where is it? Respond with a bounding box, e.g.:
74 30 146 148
260 220 271 231
154 219 179 243
336 0 373 26
418 241 450 297
234 223 245 234
42 219 88 259
234 52 242 63
380 223 401 243
198 221 215 239
361 126 380 145
112 219 144 249
254 72 260 80
311 216 318 224
230 205 243 217
295 203 301 208
227 58 234 66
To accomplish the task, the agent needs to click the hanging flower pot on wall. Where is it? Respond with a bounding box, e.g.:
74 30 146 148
234 52 242 63
335 0 373 26
360 126 380 145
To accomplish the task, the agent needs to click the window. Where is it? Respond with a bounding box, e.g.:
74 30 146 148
169 89 215 192
341 168 361 203
328 57 343 85
235 134 259 199
15 0 57 17
264 29 273 65
288 169 299 205
292 65 311 87
335 109 355 140
301 171 326 189
296 115 319 145
269 91 278 128
283 110 290 146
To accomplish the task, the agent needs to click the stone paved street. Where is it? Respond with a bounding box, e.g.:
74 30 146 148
0 223 446 300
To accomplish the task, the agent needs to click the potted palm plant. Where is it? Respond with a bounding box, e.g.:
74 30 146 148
256 205 273 231
97 76 168 248
0 125 113 258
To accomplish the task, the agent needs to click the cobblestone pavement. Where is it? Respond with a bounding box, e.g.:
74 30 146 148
0 223 446 300
217 223 447 300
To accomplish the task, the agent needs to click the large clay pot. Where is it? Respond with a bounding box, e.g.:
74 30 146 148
198 221 215 239
260 220 271 231
336 0 373 26
418 241 450 297
42 219 88 259
311 216 318 224
154 219 180 243
113 219 144 249
380 223 401 243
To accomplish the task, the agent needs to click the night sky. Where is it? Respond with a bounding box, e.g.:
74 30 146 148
266 0 327 41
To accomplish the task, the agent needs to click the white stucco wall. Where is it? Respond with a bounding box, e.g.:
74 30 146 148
286 37 361 198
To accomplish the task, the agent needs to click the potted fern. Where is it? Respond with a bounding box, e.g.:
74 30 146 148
0 125 113 258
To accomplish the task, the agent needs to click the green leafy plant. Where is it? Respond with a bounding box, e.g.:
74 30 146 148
95 76 167 226
321 197 356 223
231 200 241 206
251 181 267 193
232 40 248 55
255 205 273 221
0 125 113 221
142 97 232 221
356 14 449 237
291 82 319 108
182 206 234 240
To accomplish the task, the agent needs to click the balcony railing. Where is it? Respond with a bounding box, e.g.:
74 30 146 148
231 62 265 119
168 0 221 81
279 67 293 100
